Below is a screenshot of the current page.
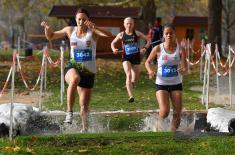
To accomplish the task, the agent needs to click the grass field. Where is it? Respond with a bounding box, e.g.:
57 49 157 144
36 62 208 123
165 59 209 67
0 132 234 155
0 49 205 111
41 52 205 112
2 50 233 155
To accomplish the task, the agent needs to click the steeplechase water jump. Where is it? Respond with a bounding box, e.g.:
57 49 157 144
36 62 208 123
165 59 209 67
0 2 235 154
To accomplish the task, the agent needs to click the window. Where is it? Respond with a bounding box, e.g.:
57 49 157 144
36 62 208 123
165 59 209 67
185 28 194 40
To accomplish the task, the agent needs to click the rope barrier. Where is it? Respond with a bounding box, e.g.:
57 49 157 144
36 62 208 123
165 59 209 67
0 66 12 97
210 48 235 77
215 45 231 68
44 48 61 67
186 49 206 66
10 47 62 91
201 43 235 110
230 47 235 54
1 40 235 113
16 52 44 90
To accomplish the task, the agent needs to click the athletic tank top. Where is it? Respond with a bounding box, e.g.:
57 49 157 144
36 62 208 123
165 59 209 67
69 27 96 74
156 43 182 85
122 31 139 56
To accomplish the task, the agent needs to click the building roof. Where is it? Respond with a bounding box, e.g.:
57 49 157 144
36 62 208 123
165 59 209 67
48 5 142 19
173 16 208 26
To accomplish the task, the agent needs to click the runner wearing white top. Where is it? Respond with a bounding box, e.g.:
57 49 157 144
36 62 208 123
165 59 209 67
145 23 187 131
41 8 112 132
156 42 182 85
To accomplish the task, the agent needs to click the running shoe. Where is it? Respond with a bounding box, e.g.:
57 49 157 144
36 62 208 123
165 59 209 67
64 111 73 124
128 97 134 103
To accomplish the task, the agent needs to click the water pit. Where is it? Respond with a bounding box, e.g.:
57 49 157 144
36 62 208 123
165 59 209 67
0 103 234 138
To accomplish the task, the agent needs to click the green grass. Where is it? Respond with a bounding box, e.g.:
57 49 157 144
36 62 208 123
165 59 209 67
1 50 234 155
0 132 234 154
43 57 205 112
0 50 205 111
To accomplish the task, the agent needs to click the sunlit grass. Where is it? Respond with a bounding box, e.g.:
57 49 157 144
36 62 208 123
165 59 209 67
0 132 234 154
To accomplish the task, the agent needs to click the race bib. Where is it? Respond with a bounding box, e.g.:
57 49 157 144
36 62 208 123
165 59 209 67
162 65 178 77
74 49 92 62
124 43 138 55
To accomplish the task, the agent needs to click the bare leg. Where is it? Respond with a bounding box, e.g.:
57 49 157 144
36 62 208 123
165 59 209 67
65 69 80 112
131 64 140 86
123 61 133 98
156 90 170 118
77 87 92 132
156 90 170 131
170 91 182 131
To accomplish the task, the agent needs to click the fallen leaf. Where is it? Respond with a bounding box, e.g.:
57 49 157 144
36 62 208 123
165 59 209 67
31 135 38 143
3 146 20 152
26 147 34 153
199 142 208 148
79 149 88 153
28 135 38 147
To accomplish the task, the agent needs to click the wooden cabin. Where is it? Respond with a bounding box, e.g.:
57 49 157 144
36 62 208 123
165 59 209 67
173 16 208 57
48 5 143 57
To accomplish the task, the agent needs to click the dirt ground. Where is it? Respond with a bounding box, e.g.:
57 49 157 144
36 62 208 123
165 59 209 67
0 90 40 106
0 60 48 106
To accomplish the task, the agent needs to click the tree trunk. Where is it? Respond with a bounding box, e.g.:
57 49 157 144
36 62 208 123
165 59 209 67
208 0 222 55
223 0 233 47
140 0 156 33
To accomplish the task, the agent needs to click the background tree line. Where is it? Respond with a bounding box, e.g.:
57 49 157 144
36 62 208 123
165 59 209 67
0 0 234 53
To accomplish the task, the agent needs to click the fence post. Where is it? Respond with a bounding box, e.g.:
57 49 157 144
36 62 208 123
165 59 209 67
187 38 190 73
229 46 232 109
206 44 211 110
39 49 45 111
200 39 204 81
16 37 20 72
60 46 64 105
9 50 17 140
215 44 220 95
44 47 47 90
202 45 208 105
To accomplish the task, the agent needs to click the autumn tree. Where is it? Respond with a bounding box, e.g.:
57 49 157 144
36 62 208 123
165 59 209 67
208 0 222 54
222 0 235 47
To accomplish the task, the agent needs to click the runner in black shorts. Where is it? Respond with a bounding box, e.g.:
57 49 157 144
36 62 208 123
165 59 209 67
122 52 140 65
156 83 183 92
41 8 112 132
145 23 187 131
64 62 95 88
111 17 149 103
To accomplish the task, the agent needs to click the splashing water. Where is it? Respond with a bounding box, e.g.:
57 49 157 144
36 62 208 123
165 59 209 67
141 112 197 133
0 103 199 136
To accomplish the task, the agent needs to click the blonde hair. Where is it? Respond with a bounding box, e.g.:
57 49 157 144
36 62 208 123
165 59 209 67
124 17 134 23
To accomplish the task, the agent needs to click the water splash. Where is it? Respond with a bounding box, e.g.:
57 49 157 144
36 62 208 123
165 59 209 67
0 103 200 136
177 113 196 135
141 112 196 133
141 114 171 132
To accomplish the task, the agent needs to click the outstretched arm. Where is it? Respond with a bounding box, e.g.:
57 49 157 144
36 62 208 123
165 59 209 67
41 21 71 40
84 20 112 39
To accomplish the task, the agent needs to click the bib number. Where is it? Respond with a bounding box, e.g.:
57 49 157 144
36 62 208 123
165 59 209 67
124 43 138 55
74 49 92 62
162 65 178 77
